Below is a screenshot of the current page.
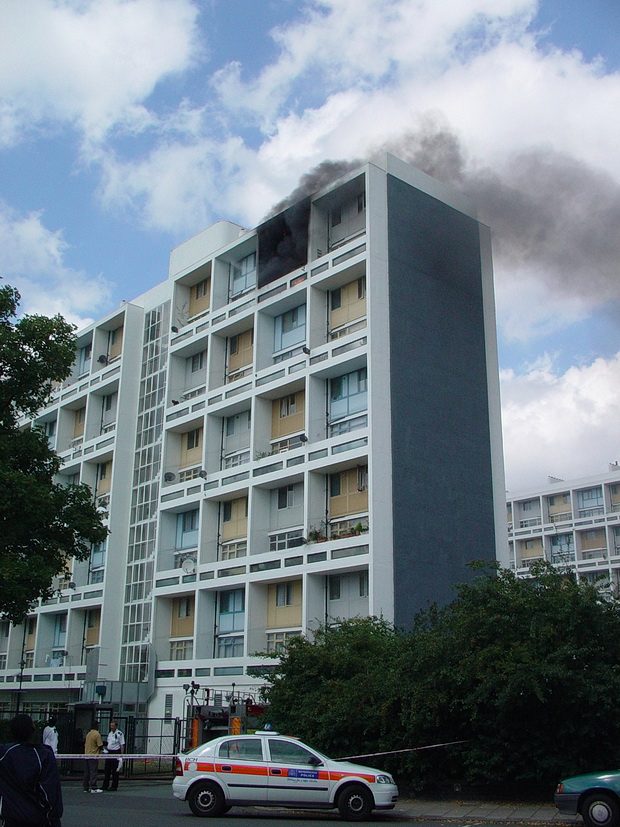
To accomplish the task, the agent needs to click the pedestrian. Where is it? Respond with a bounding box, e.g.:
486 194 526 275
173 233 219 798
102 720 125 791
82 721 103 793
0 713 63 826
42 716 59 755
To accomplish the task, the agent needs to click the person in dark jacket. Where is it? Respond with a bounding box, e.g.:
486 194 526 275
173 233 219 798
0 714 63 827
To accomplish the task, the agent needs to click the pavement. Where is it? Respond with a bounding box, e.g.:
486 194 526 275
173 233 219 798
394 798 581 823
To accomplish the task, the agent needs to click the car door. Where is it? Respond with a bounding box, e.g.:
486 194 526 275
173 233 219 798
266 737 331 806
214 737 269 803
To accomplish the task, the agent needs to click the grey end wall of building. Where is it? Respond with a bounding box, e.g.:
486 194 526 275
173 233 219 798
386 174 497 628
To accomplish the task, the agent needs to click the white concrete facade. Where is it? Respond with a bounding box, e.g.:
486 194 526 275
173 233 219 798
0 155 504 721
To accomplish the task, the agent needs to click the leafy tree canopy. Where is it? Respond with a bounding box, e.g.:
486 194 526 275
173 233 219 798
260 563 620 791
0 285 107 622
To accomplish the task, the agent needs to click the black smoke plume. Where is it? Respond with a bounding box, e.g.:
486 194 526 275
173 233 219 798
268 114 620 306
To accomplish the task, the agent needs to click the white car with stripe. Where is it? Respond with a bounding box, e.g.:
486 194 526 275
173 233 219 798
172 730 398 820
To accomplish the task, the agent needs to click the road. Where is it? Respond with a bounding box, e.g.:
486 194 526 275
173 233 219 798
60 780 556 826
62 780 397 825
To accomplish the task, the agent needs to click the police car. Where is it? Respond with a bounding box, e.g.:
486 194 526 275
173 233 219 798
173 731 398 820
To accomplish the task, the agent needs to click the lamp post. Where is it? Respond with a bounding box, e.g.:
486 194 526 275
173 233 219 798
15 619 28 713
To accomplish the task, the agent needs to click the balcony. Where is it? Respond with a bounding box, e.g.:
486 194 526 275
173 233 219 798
549 511 572 523
519 517 542 528
220 541 247 560
578 506 605 518
328 516 369 540
226 365 252 384
222 450 250 470
580 548 607 561
517 556 545 569
329 317 367 341
269 529 304 552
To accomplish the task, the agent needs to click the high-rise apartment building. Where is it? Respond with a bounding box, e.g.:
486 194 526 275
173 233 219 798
0 154 504 721
504 466 620 592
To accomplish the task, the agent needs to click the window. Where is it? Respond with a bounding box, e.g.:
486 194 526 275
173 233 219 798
269 529 304 552
103 394 114 412
91 541 106 569
329 575 341 601
87 610 98 629
217 635 244 658
330 289 341 310
277 485 295 510
170 639 193 660
357 276 366 299
228 335 238 355
522 500 534 511
78 343 92 374
219 738 263 760
357 465 368 492
330 473 341 498
219 589 245 633
331 207 342 227
186 428 202 451
177 597 192 618
223 502 232 522
273 305 306 353
195 279 209 299
329 368 367 422
226 411 250 436
276 582 293 607
269 739 318 765
279 394 296 418
191 351 205 372
266 631 300 654
359 570 369 598
230 252 256 296
98 462 107 480
176 509 199 549
551 533 574 562
53 614 67 649
45 420 56 438
357 192 366 213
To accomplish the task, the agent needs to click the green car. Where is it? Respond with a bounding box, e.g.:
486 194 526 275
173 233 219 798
555 772 620 827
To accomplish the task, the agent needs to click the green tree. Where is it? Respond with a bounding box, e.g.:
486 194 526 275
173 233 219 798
259 563 620 792
0 285 107 622
260 617 404 759
396 562 620 789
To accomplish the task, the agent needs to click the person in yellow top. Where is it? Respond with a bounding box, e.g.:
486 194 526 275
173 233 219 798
82 721 103 793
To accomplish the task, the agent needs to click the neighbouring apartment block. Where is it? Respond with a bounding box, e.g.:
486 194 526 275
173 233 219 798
0 154 505 721
504 466 620 593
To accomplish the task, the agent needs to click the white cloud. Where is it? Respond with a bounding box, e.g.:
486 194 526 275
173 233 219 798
0 201 111 327
501 353 620 491
91 0 620 247
0 0 200 147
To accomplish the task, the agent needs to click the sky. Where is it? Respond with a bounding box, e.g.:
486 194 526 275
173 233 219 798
1 0 619 492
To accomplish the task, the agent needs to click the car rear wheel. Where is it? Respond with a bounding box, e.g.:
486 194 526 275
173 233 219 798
582 793 620 827
188 781 226 817
337 783 374 821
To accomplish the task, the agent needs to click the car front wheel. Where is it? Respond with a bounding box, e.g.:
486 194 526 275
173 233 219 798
188 781 226 817
337 783 374 821
582 793 620 827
